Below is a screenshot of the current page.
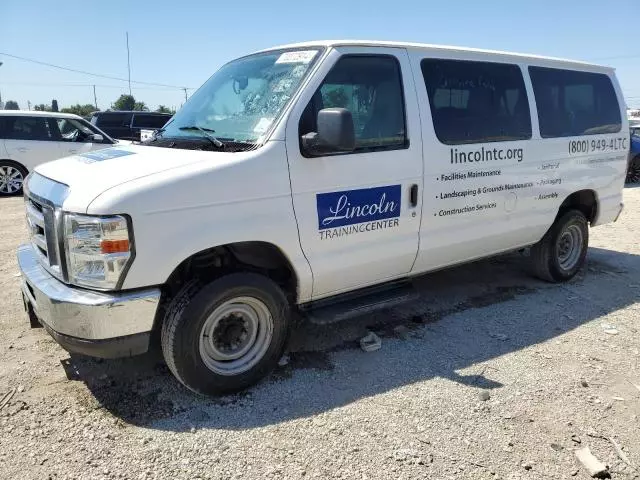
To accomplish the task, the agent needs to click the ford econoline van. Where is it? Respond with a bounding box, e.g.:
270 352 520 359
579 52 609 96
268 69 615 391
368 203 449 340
17 41 628 395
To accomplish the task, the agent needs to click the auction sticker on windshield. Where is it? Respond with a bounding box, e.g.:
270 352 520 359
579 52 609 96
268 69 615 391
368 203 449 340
275 50 317 64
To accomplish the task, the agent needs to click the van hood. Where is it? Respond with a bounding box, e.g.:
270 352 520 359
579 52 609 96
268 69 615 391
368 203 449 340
33 144 224 212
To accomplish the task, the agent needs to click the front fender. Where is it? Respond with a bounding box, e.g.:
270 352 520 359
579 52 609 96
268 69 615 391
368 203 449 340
87 141 313 303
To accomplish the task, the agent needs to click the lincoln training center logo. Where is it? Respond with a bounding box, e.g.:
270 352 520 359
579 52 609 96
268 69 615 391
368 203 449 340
316 185 401 240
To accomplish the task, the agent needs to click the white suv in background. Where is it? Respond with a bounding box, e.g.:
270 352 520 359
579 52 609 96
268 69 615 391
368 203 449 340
0 111 122 196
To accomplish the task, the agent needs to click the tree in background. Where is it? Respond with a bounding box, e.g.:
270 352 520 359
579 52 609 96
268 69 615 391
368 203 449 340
156 105 175 114
33 104 51 111
4 100 19 110
134 101 148 111
51 99 59 112
60 104 97 118
113 94 135 110
112 94 148 111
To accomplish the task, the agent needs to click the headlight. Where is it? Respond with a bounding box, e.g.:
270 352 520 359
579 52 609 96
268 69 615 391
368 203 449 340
63 213 133 290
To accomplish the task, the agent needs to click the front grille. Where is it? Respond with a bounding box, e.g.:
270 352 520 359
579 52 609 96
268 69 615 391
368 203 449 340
23 172 70 282
26 195 62 278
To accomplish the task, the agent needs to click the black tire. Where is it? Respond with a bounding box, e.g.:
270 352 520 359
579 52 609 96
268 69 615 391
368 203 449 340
0 160 28 197
530 210 589 282
626 155 640 184
161 272 291 396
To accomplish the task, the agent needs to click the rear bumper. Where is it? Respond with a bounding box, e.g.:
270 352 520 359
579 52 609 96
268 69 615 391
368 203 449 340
18 243 160 358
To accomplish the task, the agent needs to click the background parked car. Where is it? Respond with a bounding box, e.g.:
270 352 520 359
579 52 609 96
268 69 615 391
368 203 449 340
0 111 123 196
89 111 172 141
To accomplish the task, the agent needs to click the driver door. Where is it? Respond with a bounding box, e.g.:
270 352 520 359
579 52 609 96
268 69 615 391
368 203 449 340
285 46 424 300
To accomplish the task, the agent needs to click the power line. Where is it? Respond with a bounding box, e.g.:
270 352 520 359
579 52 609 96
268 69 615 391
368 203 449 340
0 51 194 90
0 81 188 90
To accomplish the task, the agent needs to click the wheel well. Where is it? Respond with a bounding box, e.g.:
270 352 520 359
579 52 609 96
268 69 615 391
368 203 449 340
0 159 28 173
159 241 298 312
557 190 598 224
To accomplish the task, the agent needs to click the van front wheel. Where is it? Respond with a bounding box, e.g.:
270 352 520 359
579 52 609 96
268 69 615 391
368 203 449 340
161 273 291 395
530 210 589 282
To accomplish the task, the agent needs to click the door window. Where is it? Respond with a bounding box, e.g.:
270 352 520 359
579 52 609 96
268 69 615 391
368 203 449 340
0 116 56 141
300 55 407 152
131 114 170 129
54 118 98 143
95 113 131 127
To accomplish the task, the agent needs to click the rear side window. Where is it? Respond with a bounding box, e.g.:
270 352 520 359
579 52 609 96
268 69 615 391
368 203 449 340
0 116 55 141
132 114 170 129
528 67 621 137
95 113 131 127
421 59 532 145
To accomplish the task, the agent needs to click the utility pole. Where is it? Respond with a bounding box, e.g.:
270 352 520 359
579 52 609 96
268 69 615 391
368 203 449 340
183 87 188 103
126 32 132 96
93 85 98 109
27 100 31 111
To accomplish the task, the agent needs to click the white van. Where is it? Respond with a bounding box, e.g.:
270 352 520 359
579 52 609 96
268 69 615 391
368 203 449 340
17 41 628 395
0 111 122 196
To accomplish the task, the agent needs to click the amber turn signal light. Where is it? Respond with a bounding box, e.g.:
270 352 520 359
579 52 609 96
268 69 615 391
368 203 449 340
100 239 130 254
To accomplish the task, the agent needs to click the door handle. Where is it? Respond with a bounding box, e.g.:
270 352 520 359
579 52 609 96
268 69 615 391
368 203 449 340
17 147 28 152
68 149 78 153
409 184 418 207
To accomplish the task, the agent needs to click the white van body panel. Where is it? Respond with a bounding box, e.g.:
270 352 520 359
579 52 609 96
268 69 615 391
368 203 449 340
27 41 628 306
36 144 217 212
405 47 628 274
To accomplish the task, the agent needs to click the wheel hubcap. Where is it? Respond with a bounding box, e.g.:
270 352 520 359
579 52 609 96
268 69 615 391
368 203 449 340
556 224 583 271
0 166 23 194
199 296 273 376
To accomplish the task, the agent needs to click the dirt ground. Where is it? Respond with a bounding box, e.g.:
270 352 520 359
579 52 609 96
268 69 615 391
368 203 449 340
0 186 638 480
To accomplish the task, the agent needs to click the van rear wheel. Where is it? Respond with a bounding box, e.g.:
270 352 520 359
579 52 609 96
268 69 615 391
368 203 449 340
161 272 291 396
530 210 589 282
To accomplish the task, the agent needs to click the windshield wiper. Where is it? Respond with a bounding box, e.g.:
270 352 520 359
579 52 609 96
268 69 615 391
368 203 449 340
146 118 173 141
179 125 224 148
149 129 164 141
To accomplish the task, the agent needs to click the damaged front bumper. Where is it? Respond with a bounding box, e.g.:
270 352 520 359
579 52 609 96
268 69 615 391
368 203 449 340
17 243 160 358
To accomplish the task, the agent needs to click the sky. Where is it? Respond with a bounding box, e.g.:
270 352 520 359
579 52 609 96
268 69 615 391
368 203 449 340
0 0 638 111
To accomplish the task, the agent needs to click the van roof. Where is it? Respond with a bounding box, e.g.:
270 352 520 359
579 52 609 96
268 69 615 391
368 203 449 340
0 110 83 119
255 40 612 72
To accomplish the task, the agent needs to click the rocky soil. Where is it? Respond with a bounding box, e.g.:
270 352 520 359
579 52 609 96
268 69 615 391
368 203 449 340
0 186 638 479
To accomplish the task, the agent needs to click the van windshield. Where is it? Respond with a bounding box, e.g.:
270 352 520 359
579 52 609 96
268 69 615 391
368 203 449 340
161 49 321 144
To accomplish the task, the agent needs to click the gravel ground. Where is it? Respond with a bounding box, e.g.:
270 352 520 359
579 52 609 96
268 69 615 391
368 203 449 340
0 186 638 480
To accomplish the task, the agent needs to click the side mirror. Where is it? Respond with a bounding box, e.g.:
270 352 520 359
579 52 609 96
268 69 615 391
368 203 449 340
90 133 104 143
301 108 356 156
